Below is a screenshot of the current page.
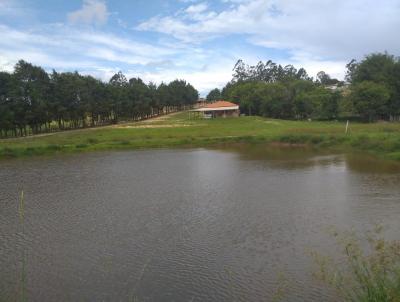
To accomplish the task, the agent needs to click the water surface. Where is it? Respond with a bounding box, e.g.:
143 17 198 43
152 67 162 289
1 146 400 301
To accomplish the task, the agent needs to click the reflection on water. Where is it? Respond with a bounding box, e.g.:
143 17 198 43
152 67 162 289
1 146 400 302
214 143 400 173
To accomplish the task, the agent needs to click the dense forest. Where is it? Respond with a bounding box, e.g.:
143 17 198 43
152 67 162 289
208 52 400 122
0 60 198 137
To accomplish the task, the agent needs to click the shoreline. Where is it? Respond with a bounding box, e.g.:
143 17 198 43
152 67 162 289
1 113 399 162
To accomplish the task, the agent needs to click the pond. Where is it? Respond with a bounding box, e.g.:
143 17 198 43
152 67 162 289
1 146 400 301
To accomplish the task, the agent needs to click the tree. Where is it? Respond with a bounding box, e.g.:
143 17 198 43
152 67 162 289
232 59 248 82
347 53 397 84
351 81 391 122
318 90 340 120
294 91 315 119
231 59 311 84
346 53 400 120
0 72 16 137
0 59 199 137
258 83 292 118
109 71 129 122
109 71 128 87
316 71 342 86
206 88 221 102
13 60 51 134
223 81 259 115
317 71 330 85
168 79 198 109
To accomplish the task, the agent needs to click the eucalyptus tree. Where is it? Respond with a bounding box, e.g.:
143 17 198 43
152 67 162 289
224 59 343 120
232 59 312 84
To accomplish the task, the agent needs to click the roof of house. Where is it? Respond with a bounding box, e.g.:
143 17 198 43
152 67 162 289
203 100 238 108
192 100 239 112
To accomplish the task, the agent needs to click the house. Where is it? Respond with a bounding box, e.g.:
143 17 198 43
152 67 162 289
194 98 207 108
191 100 240 118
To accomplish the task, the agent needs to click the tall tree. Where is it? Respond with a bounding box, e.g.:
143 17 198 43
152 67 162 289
0 72 16 137
346 53 400 120
351 81 391 121
206 88 221 102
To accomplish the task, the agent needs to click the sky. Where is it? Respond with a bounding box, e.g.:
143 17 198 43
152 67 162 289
0 0 399 96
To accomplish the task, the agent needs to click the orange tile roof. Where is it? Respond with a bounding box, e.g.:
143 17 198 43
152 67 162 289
204 100 238 108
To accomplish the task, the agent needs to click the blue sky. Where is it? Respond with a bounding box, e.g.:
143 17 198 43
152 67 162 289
1 0 399 95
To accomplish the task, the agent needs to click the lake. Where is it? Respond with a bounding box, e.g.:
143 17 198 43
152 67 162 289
1 146 400 301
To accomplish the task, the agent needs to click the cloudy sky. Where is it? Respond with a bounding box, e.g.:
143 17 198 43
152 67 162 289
1 0 399 95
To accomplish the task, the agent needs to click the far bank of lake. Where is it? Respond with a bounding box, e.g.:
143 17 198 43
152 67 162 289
1 112 400 161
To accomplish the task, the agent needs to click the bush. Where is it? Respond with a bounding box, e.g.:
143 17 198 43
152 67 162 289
46 144 62 151
75 143 88 149
312 226 400 302
0 147 17 157
278 134 312 144
87 138 99 144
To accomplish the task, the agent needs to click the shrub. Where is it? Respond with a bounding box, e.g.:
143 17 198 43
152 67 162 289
0 147 17 157
75 143 88 149
312 226 400 302
87 138 99 144
46 144 62 151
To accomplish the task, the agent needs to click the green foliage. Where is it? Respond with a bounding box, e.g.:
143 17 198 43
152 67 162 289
0 62 199 138
350 81 391 121
75 143 88 149
206 88 222 102
223 79 340 119
46 144 62 151
2 112 400 161
312 226 400 302
232 59 311 83
347 53 400 120
223 53 400 122
222 58 343 120
317 70 342 85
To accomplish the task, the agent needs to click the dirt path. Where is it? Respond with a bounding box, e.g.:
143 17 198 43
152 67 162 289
0 112 183 141
114 112 187 129
138 112 181 124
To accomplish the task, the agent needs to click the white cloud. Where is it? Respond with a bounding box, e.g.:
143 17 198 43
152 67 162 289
3 0 399 94
137 0 400 61
0 22 233 94
185 2 208 14
131 62 234 96
68 0 109 25
0 24 178 67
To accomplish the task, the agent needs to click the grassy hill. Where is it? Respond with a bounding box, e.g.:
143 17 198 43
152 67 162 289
1 112 400 160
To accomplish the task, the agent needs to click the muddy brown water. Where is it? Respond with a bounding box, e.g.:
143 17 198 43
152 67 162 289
1 145 400 301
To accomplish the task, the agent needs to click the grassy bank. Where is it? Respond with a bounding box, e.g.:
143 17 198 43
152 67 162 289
1 112 400 160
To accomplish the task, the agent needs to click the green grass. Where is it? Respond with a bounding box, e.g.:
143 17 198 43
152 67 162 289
312 226 400 302
1 112 400 160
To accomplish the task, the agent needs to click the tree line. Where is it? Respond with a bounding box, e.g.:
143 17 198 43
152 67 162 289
207 52 400 122
0 60 198 137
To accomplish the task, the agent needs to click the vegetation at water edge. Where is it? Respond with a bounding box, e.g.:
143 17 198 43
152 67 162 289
1 112 400 161
312 226 400 302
